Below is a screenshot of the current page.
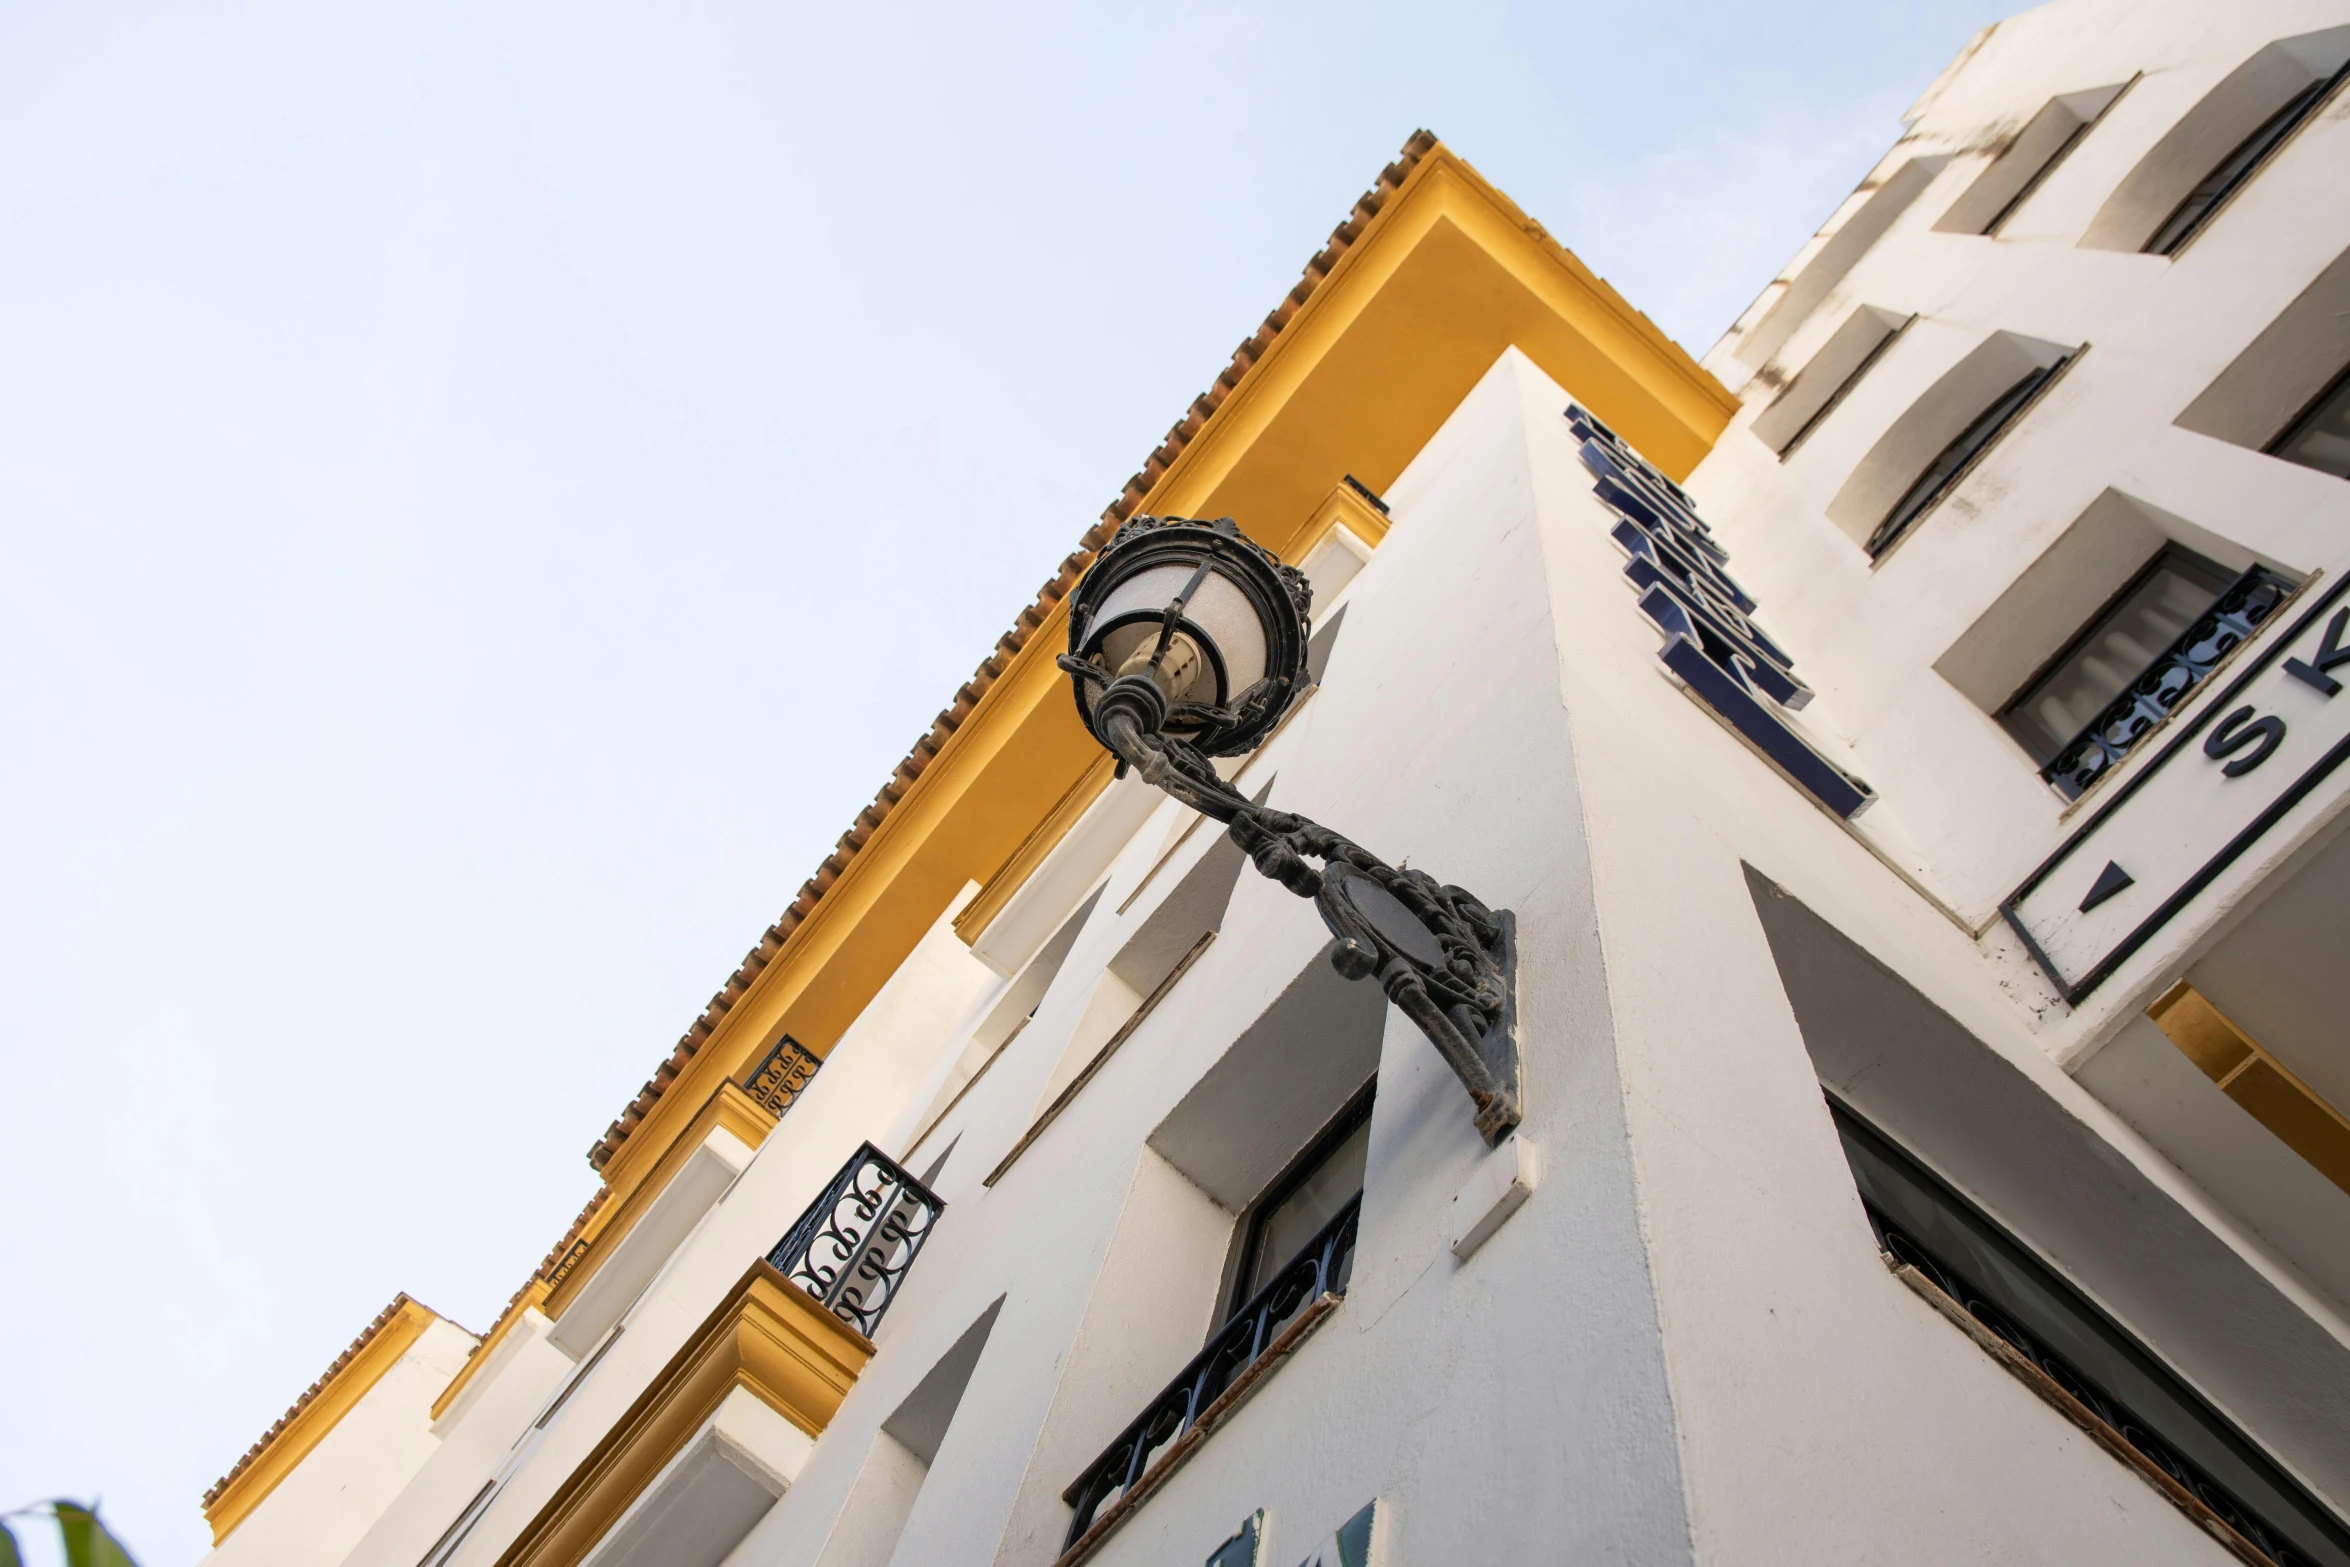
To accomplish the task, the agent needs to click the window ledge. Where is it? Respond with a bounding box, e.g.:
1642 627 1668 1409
983 929 1218 1188
1866 344 2087 572
544 1082 778 1338
1887 1256 2278 1567
1049 1292 1342 1567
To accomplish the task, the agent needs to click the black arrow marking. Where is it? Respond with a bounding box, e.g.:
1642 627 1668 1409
2078 860 2135 913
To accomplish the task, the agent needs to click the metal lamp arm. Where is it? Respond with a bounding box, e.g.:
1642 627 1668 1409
1091 704 1522 1144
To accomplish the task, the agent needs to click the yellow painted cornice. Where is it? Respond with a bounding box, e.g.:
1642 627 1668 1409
1302 478 1393 556
431 1280 553 1423
953 753 1121 947
1143 145 1733 537
205 1297 447 1543
585 134 1732 1232
493 1263 873 1567
546 1082 775 1320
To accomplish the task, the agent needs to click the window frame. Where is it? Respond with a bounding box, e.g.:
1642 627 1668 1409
1980 117 2095 237
2145 57 2350 257
1774 314 1914 460
1868 351 2076 559
1981 79 2137 237
1828 1099 2350 1567
1218 1079 1375 1328
1996 542 2236 765
2266 358 2350 480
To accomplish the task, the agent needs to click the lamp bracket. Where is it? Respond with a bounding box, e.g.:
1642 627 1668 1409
1086 706 1522 1144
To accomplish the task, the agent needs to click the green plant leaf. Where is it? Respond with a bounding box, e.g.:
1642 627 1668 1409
0 1517 23 1567
51 1503 138 1567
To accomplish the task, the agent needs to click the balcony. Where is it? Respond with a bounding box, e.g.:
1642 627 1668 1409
744 1034 822 1116
489 1145 941 1567
768 1142 945 1340
2040 565 2294 799
1057 1194 1361 1564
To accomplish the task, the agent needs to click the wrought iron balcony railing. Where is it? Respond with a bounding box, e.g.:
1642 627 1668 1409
1061 1193 1361 1553
744 1034 822 1117
1866 1199 2348 1567
767 1143 943 1340
2041 566 2293 800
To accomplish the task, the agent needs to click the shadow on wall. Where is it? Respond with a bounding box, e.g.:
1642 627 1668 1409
2082 25 2350 253
1740 864 2350 1507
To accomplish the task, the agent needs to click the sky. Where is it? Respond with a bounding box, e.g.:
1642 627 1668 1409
0 1 2001 1559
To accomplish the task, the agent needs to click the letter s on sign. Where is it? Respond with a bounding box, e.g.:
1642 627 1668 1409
2204 704 2286 778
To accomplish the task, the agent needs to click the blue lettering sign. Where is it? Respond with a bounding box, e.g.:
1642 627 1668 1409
1566 404 1875 819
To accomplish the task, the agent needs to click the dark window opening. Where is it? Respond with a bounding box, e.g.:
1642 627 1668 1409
2146 60 2350 256
2001 545 2236 764
1869 355 2071 557
2270 361 2350 480
1060 1087 1368 1553
1226 1083 1373 1320
1830 1100 2350 1567
2016 549 2295 800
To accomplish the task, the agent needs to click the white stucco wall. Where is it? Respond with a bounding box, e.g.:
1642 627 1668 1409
235 4 2350 1563
1690 0 2350 1076
201 1316 477 1567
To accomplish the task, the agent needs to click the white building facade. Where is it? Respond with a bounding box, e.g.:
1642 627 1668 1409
199 3 2350 1564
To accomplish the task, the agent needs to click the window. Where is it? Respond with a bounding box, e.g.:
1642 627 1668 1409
417 1481 497 1567
1830 1101 2350 1567
986 824 1256 1187
2175 243 2350 461
824 1298 1004 1565
1935 82 2131 238
2146 57 2350 255
903 886 1106 1162
1225 1086 1372 1318
1749 307 1911 457
1734 156 1948 370
413 1327 624 1567
1305 603 1349 687
1060 1076 1372 1554
1978 118 2092 235
2270 362 2350 479
1869 353 2071 557
2000 545 2235 765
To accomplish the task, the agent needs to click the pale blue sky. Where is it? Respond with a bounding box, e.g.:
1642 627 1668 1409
0 2 1995 1559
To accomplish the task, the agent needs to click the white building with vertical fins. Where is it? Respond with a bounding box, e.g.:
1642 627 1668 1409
197 4 2350 1564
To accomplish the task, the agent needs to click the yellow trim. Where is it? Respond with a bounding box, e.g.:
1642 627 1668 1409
430 1280 553 1423
1302 479 1393 555
584 138 1733 1242
953 753 1120 948
493 1264 873 1567
2149 982 2350 1194
205 1300 443 1543
545 1083 776 1322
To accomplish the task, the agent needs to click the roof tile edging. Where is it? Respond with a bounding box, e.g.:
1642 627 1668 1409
583 128 1440 1174
203 1292 462 1510
203 129 1447 1528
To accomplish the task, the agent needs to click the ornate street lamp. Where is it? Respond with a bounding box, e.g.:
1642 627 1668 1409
1058 514 1522 1144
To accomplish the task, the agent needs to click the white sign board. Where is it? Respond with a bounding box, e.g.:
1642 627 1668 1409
2004 577 2350 1002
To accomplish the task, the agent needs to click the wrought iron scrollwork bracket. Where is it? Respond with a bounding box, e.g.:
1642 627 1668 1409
1060 667 1522 1145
